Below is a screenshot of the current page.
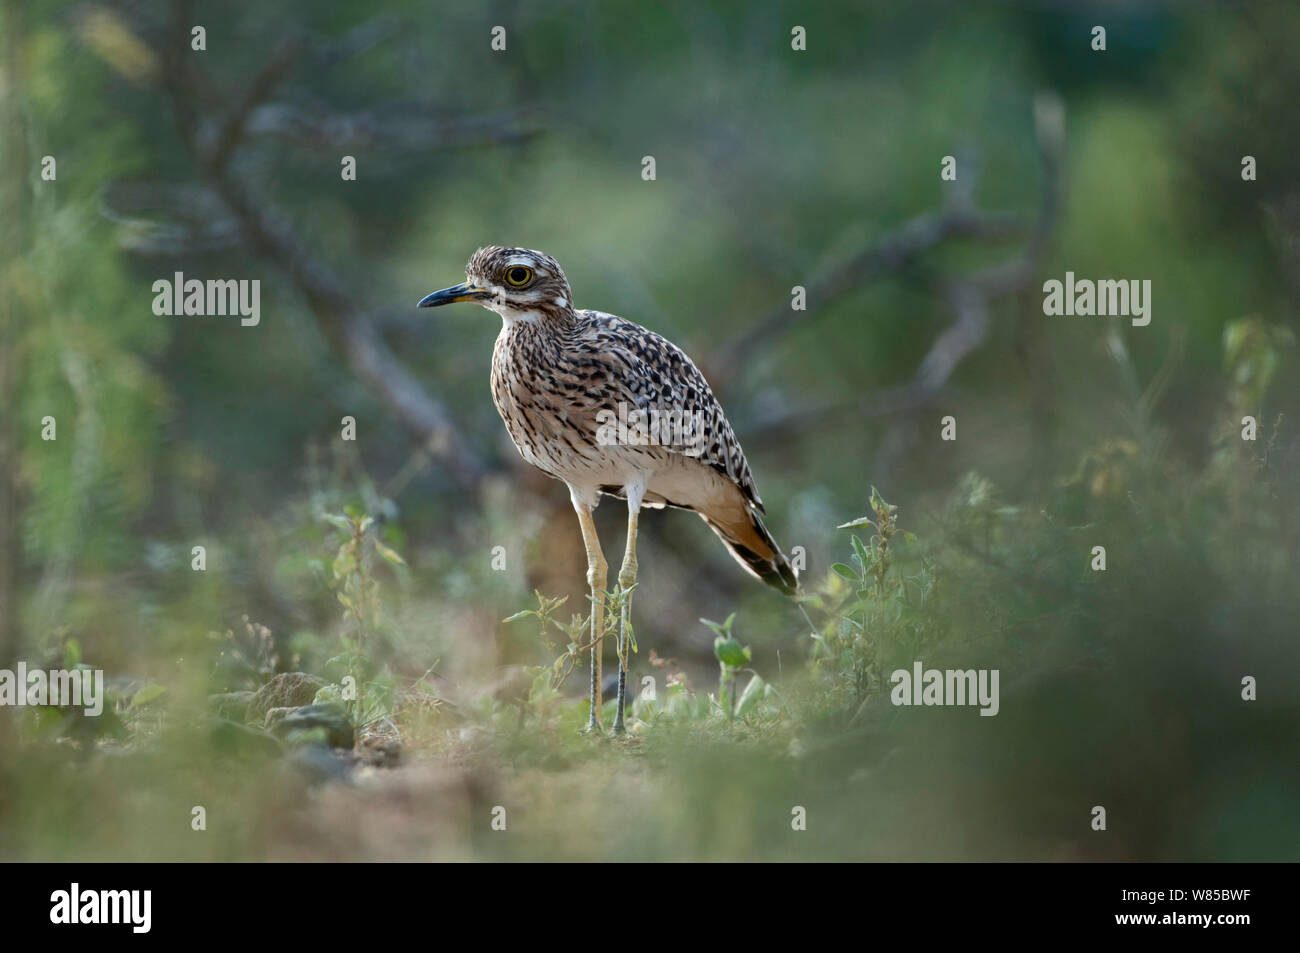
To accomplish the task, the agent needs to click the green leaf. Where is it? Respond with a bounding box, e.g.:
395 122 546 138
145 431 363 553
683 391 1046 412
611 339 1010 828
502 609 535 623
871 486 897 516
322 513 352 533
373 540 405 566
831 563 858 581
714 635 750 667
701 613 736 639
130 684 167 708
736 674 765 717
837 516 872 529
332 550 357 579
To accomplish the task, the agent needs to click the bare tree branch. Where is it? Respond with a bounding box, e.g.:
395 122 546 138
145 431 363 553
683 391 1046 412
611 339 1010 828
716 95 1064 389
200 34 303 173
712 202 1028 383
101 182 245 254
149 1 491 490
243 104 544 154
315 14 403 68
745 92 1067 440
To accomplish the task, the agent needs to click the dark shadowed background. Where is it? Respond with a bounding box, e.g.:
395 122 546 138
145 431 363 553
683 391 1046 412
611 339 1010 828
0 0 1297 861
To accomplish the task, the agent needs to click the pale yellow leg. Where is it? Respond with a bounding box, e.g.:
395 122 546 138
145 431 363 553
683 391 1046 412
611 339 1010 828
612 502 640 734
574 502 607 732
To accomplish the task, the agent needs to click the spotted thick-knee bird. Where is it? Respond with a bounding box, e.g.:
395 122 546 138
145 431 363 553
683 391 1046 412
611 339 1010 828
419 246 798 733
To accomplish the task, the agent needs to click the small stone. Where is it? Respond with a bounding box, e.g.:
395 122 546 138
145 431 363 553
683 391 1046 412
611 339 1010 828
283 744 355 786
209 718 283 761
263 706 298 730
270 703 355 749
361 738 402 768
208 691 255 721
246 673 325 725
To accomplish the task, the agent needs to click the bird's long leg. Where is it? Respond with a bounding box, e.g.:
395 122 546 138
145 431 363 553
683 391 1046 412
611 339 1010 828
573 500 607 732
612 485 644 735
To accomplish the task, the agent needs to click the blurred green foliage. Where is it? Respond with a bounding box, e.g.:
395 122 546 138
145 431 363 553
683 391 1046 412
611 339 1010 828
1 0 1297 861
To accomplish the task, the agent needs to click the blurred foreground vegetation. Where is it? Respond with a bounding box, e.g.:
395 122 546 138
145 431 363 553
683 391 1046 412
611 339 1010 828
1 0 1298 860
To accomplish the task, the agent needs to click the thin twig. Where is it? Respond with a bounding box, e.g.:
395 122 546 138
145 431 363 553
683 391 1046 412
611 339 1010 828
152 0 491 489
740 92 1067 439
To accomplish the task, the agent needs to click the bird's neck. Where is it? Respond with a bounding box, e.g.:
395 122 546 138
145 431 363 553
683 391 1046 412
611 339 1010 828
496 305 576 333
492 311 573 413
494 307 575 362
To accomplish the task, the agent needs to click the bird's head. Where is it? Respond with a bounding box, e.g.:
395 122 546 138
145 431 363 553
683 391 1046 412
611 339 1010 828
418 246 574 325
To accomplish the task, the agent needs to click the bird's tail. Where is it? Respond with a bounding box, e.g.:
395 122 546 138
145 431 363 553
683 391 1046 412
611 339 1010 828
700 506 800 596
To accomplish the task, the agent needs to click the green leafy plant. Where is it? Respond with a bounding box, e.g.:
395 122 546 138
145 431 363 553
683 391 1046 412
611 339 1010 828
814 488 941 708
832 486 912 597
19 632 132 748
208 616 279 692
320 507 405 745
703 613 750 724
506 585 632 696
505 590 588 692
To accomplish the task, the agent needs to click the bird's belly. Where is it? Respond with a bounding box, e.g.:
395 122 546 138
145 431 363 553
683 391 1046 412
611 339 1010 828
493 385 663 490
645 453 736 510
518 425 664 486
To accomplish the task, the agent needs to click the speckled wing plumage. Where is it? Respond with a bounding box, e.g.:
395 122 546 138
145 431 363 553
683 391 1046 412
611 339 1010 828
489 302 798 595
458 245 797 593
577 310 765 510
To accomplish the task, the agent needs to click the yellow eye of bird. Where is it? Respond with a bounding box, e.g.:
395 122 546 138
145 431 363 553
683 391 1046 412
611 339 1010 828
504 266 533 287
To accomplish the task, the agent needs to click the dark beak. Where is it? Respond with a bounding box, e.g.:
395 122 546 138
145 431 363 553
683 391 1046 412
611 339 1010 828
417 282 491 308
